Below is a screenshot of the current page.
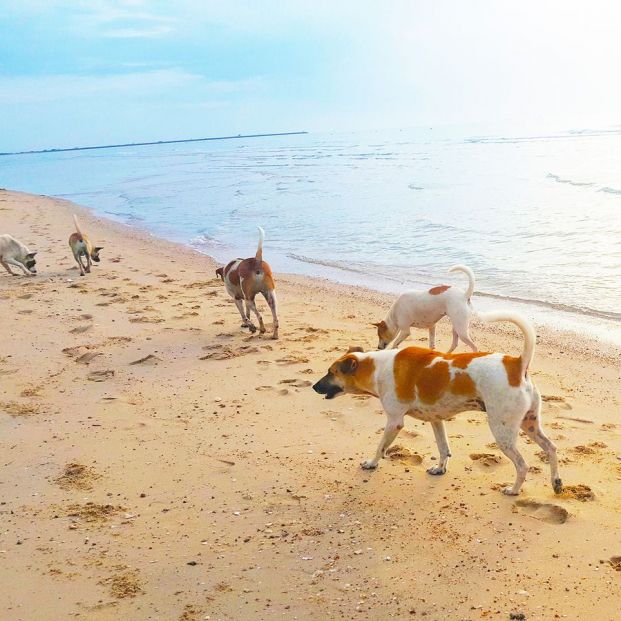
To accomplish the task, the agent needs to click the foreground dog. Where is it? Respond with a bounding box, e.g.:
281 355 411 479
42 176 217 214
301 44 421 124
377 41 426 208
0 234 37 276
373 265 477 352
215 227 279 339
313 312 562 496
69 215 103 276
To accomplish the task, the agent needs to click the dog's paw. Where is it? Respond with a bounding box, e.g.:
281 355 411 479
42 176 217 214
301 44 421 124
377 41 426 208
553 478 563 494
426 466 446 476
248 324 257 333
361 460 378 470
502 486 520 496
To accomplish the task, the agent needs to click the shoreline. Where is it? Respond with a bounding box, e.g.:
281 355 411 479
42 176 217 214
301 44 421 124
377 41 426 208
2 188 621 620
30 187 621 353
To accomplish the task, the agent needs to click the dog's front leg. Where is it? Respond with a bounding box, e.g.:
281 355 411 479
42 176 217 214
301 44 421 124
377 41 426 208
428 325 436 350
0 258 17 276
361 413 405 470
427 420 451 475
390 328 410 349
5 258 31 276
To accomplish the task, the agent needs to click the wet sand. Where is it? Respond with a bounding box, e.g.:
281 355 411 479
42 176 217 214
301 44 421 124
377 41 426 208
1 188 620 620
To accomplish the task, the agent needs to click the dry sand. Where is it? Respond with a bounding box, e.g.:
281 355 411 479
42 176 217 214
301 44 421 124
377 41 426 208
1 188 620 620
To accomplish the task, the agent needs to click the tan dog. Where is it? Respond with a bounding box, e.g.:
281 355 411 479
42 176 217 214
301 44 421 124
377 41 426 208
313 312 562 496
69 215 103 276
215 227 279 339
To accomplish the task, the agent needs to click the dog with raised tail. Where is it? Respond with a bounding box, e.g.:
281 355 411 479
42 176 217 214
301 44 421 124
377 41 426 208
313 311 562 496
372 265 477 352
69 215 103 276
215 227 279 339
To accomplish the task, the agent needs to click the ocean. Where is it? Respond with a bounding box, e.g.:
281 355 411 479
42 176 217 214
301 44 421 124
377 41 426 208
1 127 620 343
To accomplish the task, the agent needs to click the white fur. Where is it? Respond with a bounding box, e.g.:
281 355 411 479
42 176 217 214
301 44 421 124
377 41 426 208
377 265 477 352
0 234 37 276
354 313 559 495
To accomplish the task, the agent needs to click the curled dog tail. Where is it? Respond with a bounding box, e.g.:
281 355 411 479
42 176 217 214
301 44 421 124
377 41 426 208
479 311 536 376
255 226 265 262
73 214 83 237
449 264 475 299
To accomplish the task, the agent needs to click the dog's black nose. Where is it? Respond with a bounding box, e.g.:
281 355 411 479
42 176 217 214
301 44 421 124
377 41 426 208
312 381 321 393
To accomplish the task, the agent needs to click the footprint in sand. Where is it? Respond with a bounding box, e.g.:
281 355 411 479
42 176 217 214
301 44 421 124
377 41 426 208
279 378 313 388
255 385 290 396
470 453 502 467
200 345 259 360
557 484 595 502
75 351 103 364
385 445 423 466
129 354 161 366
513 499 569 524
87 370 115 382
70 324 92 334
276 355 310 365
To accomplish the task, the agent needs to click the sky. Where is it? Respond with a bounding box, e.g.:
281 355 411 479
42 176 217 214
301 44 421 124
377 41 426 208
2 0 621 151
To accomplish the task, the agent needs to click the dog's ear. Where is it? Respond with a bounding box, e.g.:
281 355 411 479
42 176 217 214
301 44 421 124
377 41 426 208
215 267 224 280
26 252 37 258
370 321 381 328
339 355 358 375
346 345 364 353
94 247 103 252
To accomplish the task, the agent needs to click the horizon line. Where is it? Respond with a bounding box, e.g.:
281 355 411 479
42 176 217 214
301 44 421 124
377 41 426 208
0 131 309 156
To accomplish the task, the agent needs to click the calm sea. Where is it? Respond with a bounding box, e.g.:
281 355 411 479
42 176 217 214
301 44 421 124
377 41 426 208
1 127 620 343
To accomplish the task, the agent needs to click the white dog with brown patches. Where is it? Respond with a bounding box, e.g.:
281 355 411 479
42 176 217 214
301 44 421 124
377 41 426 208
313 312 562 496
373 265 477 352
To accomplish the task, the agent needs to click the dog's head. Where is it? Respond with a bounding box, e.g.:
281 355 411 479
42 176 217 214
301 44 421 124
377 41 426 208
24 252 37 274
90 246 103 262
372 320 395 350
215 267 224 281
313 346 374 400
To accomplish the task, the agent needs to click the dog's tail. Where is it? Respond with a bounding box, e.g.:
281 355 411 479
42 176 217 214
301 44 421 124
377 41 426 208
73 214 83 238
479 311 536 377
449 264 475 299
255 226 265 262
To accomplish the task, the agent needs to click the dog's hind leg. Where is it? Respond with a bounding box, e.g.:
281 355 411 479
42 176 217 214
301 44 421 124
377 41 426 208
427 420 451 475
448 305 478 352
487 411 528 495
446 329 459 353
521 389 562 493
74 252 85 276
263 290 279 339
246 297 266 334
235 298 255 331
85 252 92 273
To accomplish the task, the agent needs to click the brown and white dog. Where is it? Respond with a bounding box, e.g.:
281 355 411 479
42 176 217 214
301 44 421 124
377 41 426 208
0 234 37 276
373 265 477 352
313 312 562 496
69 215 103 276
215 227 279 339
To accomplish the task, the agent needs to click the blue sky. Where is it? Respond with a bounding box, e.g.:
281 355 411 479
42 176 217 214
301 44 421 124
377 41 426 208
2 1 621 150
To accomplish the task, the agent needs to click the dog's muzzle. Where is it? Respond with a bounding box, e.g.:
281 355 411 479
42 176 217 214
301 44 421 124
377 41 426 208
312 376 343 400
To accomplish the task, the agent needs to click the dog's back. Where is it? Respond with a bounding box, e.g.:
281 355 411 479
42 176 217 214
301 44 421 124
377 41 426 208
0 234 25 258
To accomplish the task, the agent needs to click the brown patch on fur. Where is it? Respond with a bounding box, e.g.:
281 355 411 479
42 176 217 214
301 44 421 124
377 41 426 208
429 284 451 295
417 360 450 403
373 320 392 342
393 348 437 401
449 352 491 369
451 372 476 396
502 355 523 387
224 260 241 286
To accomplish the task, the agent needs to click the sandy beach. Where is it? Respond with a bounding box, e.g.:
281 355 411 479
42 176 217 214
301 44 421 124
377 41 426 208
1 188 621 620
